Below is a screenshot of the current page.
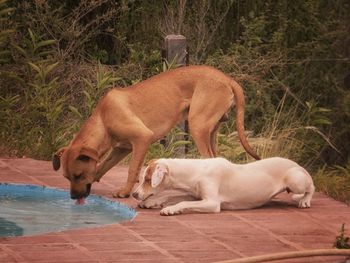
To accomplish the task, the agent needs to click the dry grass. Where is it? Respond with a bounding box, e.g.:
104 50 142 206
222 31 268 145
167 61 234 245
314 163 350 204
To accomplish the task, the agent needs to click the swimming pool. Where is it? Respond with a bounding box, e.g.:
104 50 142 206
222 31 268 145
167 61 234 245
0 183 136 237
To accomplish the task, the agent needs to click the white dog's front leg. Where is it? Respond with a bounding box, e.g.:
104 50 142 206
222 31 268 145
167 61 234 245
139 194 170 209
160 199 220 216
139 191 198 209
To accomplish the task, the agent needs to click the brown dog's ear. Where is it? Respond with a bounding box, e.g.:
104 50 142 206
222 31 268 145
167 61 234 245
77 147 98 162
52 147 66 171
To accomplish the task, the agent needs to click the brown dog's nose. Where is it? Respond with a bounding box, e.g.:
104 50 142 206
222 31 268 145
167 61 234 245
132 192 139 200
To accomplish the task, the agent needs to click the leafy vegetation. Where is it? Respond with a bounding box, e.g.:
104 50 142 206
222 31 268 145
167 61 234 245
334 223 350 249
0 0 349 201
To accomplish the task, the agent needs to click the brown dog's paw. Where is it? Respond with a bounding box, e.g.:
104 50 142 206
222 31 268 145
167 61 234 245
113 188 131 198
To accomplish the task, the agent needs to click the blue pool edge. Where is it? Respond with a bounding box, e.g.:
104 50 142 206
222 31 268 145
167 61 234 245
0 182 138 237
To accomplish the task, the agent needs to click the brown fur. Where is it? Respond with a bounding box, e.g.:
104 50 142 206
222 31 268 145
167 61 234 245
52 65 259 199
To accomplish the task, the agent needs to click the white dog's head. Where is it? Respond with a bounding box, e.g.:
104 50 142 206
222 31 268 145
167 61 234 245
132 159 169 201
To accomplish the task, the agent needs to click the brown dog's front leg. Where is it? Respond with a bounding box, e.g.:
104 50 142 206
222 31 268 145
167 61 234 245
114 138 152 198
95 147 131 182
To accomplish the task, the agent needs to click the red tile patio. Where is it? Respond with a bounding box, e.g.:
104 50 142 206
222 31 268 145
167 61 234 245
0 158 349 263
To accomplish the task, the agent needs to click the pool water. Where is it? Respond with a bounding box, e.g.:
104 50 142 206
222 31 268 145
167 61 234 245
0 183 136 237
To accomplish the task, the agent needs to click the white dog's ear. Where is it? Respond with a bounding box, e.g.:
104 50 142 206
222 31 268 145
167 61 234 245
151 163 168 188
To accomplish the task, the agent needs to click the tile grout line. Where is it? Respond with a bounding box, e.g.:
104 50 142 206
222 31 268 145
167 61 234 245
233 214 305 251
97 180 117 190
59 233 107 263
288 208 339 236
0 160 47 186
117 223 184 263
170 217 246 258
0 244 28 263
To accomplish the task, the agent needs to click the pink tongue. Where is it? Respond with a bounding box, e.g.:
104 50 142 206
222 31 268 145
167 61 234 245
75 197 86 205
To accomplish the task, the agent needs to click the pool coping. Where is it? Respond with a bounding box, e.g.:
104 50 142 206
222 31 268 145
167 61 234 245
0 157 349 263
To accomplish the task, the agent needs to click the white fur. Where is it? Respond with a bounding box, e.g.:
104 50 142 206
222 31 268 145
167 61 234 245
133 157 315 216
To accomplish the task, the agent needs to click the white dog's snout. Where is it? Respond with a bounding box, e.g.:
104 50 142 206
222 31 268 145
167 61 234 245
132 184 143 200
132 191 140 200
132 190 146 201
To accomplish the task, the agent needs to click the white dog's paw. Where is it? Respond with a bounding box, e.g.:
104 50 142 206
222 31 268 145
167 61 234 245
138 200 162 209
298 200 311 208
160 206 181 216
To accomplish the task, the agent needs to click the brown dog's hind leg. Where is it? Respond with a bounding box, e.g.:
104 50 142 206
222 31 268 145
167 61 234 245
190 126 214 157
188 88 233 158
210 112 228 156
210 123 220 157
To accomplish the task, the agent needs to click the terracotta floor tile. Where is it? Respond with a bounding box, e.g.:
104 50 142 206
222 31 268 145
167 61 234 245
0 158 349 263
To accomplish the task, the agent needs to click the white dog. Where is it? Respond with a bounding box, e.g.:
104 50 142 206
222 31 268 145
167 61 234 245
132 157 315 216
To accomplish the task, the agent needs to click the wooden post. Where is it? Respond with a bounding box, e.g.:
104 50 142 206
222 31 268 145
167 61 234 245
161 35 189 155
163 35 188 66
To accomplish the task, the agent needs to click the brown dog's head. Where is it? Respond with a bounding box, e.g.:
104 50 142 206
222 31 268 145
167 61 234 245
132 159 169 201
52 146 98 201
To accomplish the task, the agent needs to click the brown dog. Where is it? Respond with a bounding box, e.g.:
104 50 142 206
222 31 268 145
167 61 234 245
52 65 260 202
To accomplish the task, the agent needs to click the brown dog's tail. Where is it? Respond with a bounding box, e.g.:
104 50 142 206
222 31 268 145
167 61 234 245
230 80 261 160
